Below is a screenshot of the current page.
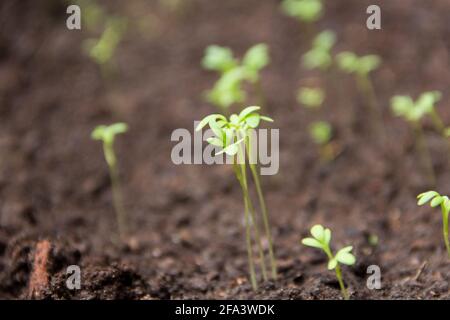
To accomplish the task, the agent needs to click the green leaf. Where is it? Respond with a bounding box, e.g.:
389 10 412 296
417 191 439 206
327 258 338 270
309 121 332 145
314 30 336 50
202 45 237 73
207 137 224 147
239 106 261 120
302 237 323 249
242 43 269 72
297 87 325 108
336 252 356 266
430 195 443 207
359 55 381 74
323 228 331 245
260 115 274 122
336 52 358 73
311 224 325 241
245 113 261 128
196 114 226 131
391 95 414 117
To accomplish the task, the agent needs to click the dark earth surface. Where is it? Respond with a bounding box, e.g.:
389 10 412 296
0 0 450 299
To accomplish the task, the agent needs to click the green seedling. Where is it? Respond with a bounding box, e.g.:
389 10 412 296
84 17 128 77
202 44 270 111
281 0 323 24
297 87 325 109
91 123 128 238
391 91 444 184
75 0 105 31
309 121 336 162
336 52 382 128
196 106 277 290
303 30 336 71
417 191 450 258
302 225 356 299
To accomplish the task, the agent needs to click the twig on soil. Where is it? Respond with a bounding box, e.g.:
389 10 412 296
28 239 51 299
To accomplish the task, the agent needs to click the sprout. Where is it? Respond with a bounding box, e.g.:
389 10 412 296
302 30 336 70
91 123 128 238
297 87 325 109
336 51 383 130
196 106 277 290
309 121 336 162
417 191 450 258
76 0 105 31
84 17 128 77
302 225 356 299
390 91 444 184
281 0 323 23
202 44 270 111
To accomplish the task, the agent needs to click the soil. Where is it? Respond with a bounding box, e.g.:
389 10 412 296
1 0 450 299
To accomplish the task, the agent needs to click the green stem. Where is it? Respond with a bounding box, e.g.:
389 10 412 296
104 143 127 239
335 264 349 300
412 121 436 185
246 138 277 280
441 206 450 259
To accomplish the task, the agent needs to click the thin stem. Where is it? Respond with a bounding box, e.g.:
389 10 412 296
335 264 349 300
246 138 277 280
412 121 436 185
441 206 450 259
104 143 127 238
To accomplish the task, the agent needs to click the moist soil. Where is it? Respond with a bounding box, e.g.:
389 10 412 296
1 0 450 299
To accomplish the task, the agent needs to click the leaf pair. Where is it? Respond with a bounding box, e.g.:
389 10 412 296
336 52 381 76
196 106 273 156
303 30 336 70
302 224 356 270
297 87 325 109
281 0 323 23
417 190 450 213
391 91 441 123
91 122 128 145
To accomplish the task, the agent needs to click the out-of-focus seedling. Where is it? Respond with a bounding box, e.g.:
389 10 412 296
196 106 277 290
202 44 270 111
297 87 325 109
309 121 336 162
417 191 450 258
302 225 356 299
336 51 382 128
303 30 336 71
84 17 128 77
92 123 128 238
281 0 323 24
391 91 444 184
75 0 105 31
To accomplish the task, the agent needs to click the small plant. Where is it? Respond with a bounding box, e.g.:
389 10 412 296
84 17 128 77
309 121 336 162
391 91 444 183
75 0 105 31
202 44 270 111
91 123 128 238
297 87 325 109
302 224 356 299
302 30 336 71
281 0 323 24
196 106 277 290
336 51 382 127
417 191 450 258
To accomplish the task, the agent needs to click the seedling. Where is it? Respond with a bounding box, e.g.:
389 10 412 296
202 44 270 111
336 52 383 128
391 91 444 184
417 191 450 258
196 106 277 290
75 0 105 31
302 225 356 299
309 121 336 162
281 0 323 24
302 30 336 71
84 17 128 77
297 87 325 109
91 123 128 238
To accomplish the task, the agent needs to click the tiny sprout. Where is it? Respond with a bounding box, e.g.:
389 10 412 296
391 91 444 184
336 51 383 129
302 225 356 299
202 44 270 111
309 121 336 162
297 87 325 109
417 191 450 258
281 0 323 23
196 106 277 290
92 123 128 238
84 17 127 76
302 30 336 71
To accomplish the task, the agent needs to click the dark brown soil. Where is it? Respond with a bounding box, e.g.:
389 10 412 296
1 0 450 299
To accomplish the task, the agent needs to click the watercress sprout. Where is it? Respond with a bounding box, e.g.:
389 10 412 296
336 51 382 128
91 122 128 238
302 224 356 299
281 0 323 24
417 191 450 258
297 87 325 109
196 106 277 290
309 121 336 162
202 44 270 111
302 30 336 71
